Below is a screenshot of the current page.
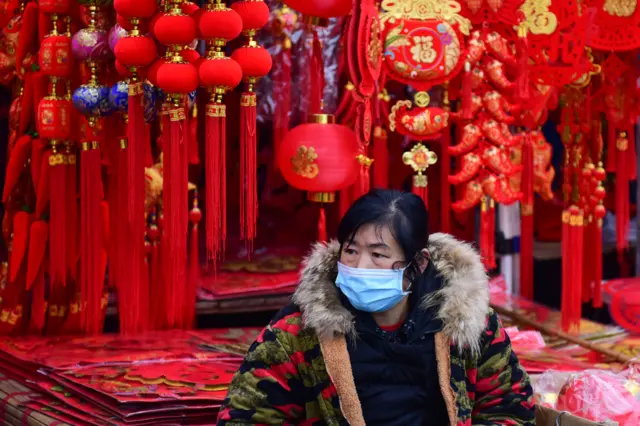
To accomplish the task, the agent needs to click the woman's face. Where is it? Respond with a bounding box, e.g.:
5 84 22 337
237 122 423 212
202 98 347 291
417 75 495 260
340 223 406 270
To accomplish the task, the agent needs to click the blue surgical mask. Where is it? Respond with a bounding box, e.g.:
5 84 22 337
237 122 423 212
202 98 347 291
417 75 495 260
335 262 410 313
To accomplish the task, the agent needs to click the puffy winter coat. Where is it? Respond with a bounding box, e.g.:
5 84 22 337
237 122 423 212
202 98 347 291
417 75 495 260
217 233 535 425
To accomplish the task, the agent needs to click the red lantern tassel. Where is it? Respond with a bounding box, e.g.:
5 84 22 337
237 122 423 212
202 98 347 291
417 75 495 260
49 144 67 289
412 174 428 208
10 212 29 284
2 135 31 203
188 104 200 165
461 61 472 119
309 30 325 116
30 266 46 333
479 198 496 270
520 133 534 299
615 131 630 274
187 198 201 328
273 40 291 171
561 207 583 332
572 209 584 330
163 103 188 328
240 91 257 249
79 135 103 335
582 218 595 304
440 128 451 233
593 216 603 308
516 24 530 101
561 209 571 331
317 206 327 242
372 126 388 188
26 220 48 292
205 102 226 261
66 144 78 280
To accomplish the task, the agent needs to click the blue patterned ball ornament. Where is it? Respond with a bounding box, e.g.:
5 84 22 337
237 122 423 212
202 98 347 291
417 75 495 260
73 84 111 117
109 81 129 113
143 82 159 123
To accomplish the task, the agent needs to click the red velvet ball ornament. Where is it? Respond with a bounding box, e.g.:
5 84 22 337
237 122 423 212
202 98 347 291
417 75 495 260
117 14 149 32
155 62 199 94
115 60 134 78
153 13 196 46
181 48 201 65
147 57 166 86
181 1 200 16
37 98 73 140
198 8 243 41
199 57 242 89
230 1 270 32
278 114 359 198
231 46 272 79
39 0 71 14
114 36 157 68
283 0 351 19
39 35 73 78
114 0 157 19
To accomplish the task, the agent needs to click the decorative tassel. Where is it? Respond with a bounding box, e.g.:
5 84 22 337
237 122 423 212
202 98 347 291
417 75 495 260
65 142 78 280
462 61 472 119
520 132 534 299
240 91 257 249
516 21 530 101
412 174 428 208
188 102 200 165
30 265 46 333
148 211 161 328
79 120 104 335
561 207 583 332
2 135 32 203
615 131 630 272
317 206 327 242
187 193 201 328
48 142 67 289
205 101 226 262
163 101 189 329
35 150 51 218
372 126 389 188
593 211 604 308
9 211 29 283
309 29 325 116
441 85 451 233
273 37 291 171
479 197 496 270
26 220 48 291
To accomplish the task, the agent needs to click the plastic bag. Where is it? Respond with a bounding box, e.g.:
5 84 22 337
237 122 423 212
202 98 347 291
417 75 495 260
556 370 640 425
533 369 573 409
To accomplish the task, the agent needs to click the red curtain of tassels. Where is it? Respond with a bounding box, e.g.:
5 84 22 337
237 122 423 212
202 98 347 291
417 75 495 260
240 89 257 250
561 206 584 332
205 100 227 262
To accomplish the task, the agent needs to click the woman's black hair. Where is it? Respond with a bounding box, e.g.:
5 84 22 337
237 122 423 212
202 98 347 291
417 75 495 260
337 189 429 283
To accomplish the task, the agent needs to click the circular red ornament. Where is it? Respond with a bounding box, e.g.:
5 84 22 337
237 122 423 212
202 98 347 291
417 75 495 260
39 35 73 78
181 1 200 16
114 36 157 68
155 61 199 94
231 46 272 79
114 0 156 19
198 8 243 41
115 60 134 78
37 97 73 140
181 48 201 65
594 204 606 220
39 0 71 14
147 57 166 85
278 114 359 197
189 207 202 223
153 13 196 46
283 0 350 19
199 57 242 89
230 1 270 32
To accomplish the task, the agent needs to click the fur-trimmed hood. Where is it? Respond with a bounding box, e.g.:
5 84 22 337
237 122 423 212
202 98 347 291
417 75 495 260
292 233 489 353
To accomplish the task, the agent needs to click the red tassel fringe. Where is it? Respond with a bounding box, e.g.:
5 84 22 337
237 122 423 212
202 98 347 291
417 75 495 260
205 103 226 262
240 92 258 250
561 207 584 332
317 206 327 242
49 147 67 289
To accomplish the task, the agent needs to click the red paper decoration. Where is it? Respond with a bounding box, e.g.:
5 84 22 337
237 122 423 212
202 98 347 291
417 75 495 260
39 34 73 78
37 97 72 141
278 114 360 200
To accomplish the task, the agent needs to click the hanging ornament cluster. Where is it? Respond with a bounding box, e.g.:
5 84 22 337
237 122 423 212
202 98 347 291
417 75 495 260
448 29 522 269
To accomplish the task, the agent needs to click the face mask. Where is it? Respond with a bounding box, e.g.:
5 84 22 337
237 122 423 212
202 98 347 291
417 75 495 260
335 262 410 313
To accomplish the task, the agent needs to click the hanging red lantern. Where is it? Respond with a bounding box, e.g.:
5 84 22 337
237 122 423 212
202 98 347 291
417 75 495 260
282 0 351 20
152 12 197 45
39 33 73 78
230 1 270 32
155 61 199 94
278 114 360 200
114 36 157 68
198 6 242 41
231 46 272 80
114 0 157 20
37 97 72 141
39 0 72 14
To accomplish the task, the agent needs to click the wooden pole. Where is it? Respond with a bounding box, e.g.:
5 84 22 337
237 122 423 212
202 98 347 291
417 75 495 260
492 304 636 364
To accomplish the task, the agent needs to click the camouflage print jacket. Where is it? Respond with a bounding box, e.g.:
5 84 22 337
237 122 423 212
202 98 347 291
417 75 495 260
217 233 535 426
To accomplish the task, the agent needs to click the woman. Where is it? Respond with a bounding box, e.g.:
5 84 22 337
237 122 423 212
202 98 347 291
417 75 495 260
217 190 535 426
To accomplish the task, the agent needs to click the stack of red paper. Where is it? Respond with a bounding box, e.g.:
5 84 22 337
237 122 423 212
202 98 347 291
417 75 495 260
0 328 260 425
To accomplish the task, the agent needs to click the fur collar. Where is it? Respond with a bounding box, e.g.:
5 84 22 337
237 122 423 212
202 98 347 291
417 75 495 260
292 233 489 354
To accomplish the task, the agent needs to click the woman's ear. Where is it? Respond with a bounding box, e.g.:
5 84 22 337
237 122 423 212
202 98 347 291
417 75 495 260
417 248 430 273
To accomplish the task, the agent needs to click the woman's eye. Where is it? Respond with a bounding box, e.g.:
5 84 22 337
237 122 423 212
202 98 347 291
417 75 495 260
344 248 356 255
372 252 387 259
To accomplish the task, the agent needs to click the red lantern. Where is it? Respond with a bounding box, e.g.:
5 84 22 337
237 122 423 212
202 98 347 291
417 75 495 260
230 1 270 33
231 46 272 81
147 57 166 85
117 15 150 32
37 97 72 140
283 0 351 20
198 7 243 41
153 12 196 45
114 0 157 19
114 36 157 68
155 61 198 94
39 35 73 78
199 58 242 89
115 60 134 78
278 114 359 200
